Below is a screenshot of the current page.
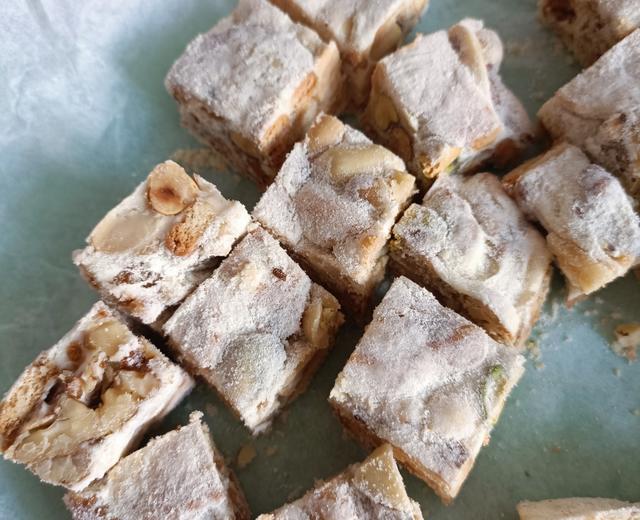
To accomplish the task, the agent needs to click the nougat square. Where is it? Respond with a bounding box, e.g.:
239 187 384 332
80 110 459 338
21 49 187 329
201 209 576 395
329 277 525 503
517 497 640 520
258 444 423 519
503 143 640 304
163 227 344 434
391 172 552 346
538 29 640 199
539 0 640 66
363 19 532 186
270 0 428 109
0 302 193 490
253 114 416 320
165 0 345 188
73 160 250 326
65 412 250 520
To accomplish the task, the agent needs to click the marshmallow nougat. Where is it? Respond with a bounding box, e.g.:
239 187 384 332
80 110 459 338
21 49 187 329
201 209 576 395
163 226 344 434
73 161 250 326
0 302 193 491
503 143 640 304
257 444 423 519
517 497 640 520
64 412 250 520
538 0 640 66
330 276 525 503
165 0 345 188
254 114 416 320
538 29 640 200
364 18 533 186
391 172 552 346
270 0 428 109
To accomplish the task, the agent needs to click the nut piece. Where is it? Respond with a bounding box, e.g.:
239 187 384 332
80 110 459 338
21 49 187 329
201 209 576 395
329 145 404 181
90 212 159 254
449 24 489 94
419 145 462 179
352 444 411 511
371 20 403 61
389 127 413 163
84 320 130 357
372 93 399 131
307 115 345 155
165 200 217 256
147 161 198 216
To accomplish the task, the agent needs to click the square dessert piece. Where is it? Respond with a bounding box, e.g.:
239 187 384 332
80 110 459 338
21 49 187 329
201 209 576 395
538 29 640 199
329 276 525 503
363 19 533 186
73 161 250 326
270 0 428 109
0 302 193 491
517 497 640 519
257 444 423 519
390 173 552 346
65 412 250 520
539 0 640 66
163 226 344 434
503 143 640 304
253 114 416 320
165 0 344 188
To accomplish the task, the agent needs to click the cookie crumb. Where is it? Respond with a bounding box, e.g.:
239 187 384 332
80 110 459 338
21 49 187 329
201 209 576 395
612 323 640 362
236 444 257 469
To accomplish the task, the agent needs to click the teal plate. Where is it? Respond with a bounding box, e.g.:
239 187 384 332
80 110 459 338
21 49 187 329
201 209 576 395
1 1 638 518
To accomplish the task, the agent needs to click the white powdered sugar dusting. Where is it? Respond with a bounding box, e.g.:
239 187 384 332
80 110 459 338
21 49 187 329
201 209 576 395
165 0 326 142
330 277 524 494
393 173 551 340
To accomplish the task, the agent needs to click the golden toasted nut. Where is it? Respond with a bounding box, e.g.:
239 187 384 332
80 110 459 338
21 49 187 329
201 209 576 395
90 212 158 254
307 115 345 155
372 93 399 131
329 145 404 181
84 320 130 357
147 161 198 216
371 20 403 61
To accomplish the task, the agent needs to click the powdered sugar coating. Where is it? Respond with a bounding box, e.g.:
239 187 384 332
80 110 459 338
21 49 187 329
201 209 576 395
65 412 248 520
538 29 640 195
273 0 426 54
517 497 640 520
0 302 193 491
163 227 342 432
258 445 422 519
504 144 640 299
253 115 416 316
392 173 551 344
330 277 524 501
165 0 328 144
73 164 250 325
371 19 532 175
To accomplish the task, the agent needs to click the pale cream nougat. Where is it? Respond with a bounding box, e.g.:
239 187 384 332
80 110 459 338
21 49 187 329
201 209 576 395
73 161 250 326
539 0 640 66
257 444 423 520
390 173 552 346
254 114 416 320
517 497 640 519
270 0 428 109
329 277 525 504
0 302 193 491
65 412 250 520
163 227 344 434
165 0 344 188
538 29 640 199
363 19 533 186
503 143 640 304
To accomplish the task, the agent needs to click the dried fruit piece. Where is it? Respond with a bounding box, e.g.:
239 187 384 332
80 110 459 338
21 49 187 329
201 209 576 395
147 161 198 216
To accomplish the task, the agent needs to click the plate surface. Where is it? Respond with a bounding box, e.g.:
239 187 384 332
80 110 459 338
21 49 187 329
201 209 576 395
1 1 639 518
